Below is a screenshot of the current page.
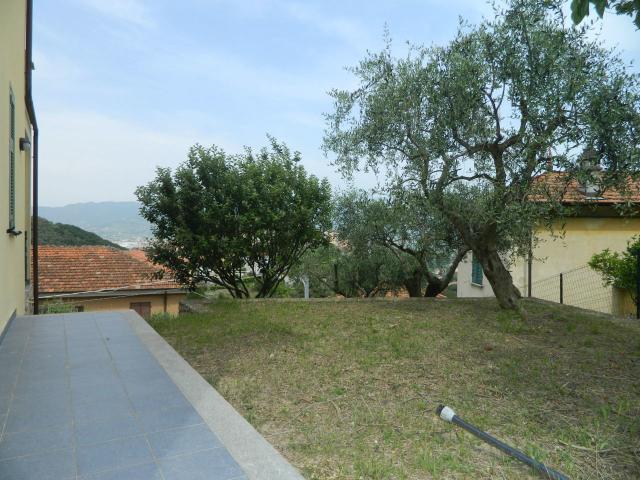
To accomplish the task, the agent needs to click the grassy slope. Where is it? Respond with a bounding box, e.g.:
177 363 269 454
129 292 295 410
150 299 640 479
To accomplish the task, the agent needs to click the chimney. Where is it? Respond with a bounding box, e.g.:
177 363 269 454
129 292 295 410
578 148 602 198
542 147 553 172
579 148 598 170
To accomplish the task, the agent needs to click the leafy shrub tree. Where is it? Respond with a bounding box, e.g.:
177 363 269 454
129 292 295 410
589 236 640 306
324 0 640 312
136 139 332 298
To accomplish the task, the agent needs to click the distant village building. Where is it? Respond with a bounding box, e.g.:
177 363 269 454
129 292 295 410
38 246 186 317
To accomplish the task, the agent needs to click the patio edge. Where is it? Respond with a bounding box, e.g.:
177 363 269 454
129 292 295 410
123 310 305 480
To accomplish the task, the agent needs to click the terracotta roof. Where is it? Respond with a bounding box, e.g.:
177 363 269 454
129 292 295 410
39 245 182 294
531 172 640 205
126 249 152 264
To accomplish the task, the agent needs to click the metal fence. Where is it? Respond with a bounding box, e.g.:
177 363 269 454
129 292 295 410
527 265 615 314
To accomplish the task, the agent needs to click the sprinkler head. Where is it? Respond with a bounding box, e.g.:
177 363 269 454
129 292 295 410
436 405 456 422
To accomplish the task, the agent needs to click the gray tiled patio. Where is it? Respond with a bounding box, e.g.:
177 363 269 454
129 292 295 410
0 311 251 480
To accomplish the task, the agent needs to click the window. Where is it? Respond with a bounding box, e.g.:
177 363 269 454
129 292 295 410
8 88 15 231
471 254 483 286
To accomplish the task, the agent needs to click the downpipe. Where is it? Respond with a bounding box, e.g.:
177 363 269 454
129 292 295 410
436 405 569 480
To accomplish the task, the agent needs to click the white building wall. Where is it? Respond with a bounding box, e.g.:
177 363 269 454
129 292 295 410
456 253 496 298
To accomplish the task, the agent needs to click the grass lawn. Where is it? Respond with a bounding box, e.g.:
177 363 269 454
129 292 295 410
149 298 640 479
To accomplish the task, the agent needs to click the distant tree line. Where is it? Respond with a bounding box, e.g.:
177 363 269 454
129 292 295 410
37 217 124 249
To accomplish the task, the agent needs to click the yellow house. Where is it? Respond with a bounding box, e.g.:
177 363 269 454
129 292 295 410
1 0 37 333
458 173 640 316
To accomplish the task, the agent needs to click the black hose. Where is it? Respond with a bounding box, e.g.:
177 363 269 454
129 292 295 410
436 405 569 480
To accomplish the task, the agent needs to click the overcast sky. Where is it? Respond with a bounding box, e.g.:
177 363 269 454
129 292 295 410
35 0 640 206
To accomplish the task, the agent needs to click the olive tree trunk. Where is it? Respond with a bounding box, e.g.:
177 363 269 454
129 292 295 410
403 269 424 297
473 247 521 310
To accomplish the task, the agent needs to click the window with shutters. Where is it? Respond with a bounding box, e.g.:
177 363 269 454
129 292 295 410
8 88 16 231
471 254 483 286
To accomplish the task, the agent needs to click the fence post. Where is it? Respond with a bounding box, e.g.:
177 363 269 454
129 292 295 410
636 250 640 320
559 273 563 305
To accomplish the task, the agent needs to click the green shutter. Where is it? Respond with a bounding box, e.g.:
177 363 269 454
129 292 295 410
8 89 16 230
471 254 483 285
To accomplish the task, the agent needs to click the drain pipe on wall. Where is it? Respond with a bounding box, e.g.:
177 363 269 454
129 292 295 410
25 0 39 314
436 405 569 480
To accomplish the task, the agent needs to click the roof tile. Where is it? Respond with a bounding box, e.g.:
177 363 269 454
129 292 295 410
532 172 640 205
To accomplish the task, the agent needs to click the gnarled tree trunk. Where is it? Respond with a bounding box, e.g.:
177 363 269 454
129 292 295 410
404 269 423 297
473 247 521 310
423 247 469 297
443 206 523 312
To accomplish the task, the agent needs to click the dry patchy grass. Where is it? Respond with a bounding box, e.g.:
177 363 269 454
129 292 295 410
149 298 640 479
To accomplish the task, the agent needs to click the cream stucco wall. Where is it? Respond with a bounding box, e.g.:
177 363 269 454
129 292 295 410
41 293 186 317
512 217 640 291
457 253 496 298
1 0 32 333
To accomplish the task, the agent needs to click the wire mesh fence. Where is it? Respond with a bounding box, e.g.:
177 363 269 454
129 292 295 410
527 265 614 314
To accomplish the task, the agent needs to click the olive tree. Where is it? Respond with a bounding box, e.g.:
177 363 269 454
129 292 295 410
324 0 640 311
136 139 332 298
334 190 467 297
290 242 407 298
570 0 640 28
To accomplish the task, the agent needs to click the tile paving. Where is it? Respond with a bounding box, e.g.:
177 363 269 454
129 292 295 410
0 312 248 480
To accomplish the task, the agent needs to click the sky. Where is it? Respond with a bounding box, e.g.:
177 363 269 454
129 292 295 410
35 0 640 207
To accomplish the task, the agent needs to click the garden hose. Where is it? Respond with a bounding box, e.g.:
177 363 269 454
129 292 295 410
435 405 569 480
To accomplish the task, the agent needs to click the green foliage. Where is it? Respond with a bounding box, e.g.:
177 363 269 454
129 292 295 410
37 217 124 249
290 245 339 297
324 0 640 309
589 236 640 304
333 190 467 296
570 0 640 28
290 243 405 298
136 138 332 299
149 312 174 322
290 189 464 298
40 301 76 314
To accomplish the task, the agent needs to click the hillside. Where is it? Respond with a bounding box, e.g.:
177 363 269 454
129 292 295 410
39 201 151 248
152 299 640 480
38 217 125 249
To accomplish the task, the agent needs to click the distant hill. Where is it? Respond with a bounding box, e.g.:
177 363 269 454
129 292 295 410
38 217 125 249
39 201 151 248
